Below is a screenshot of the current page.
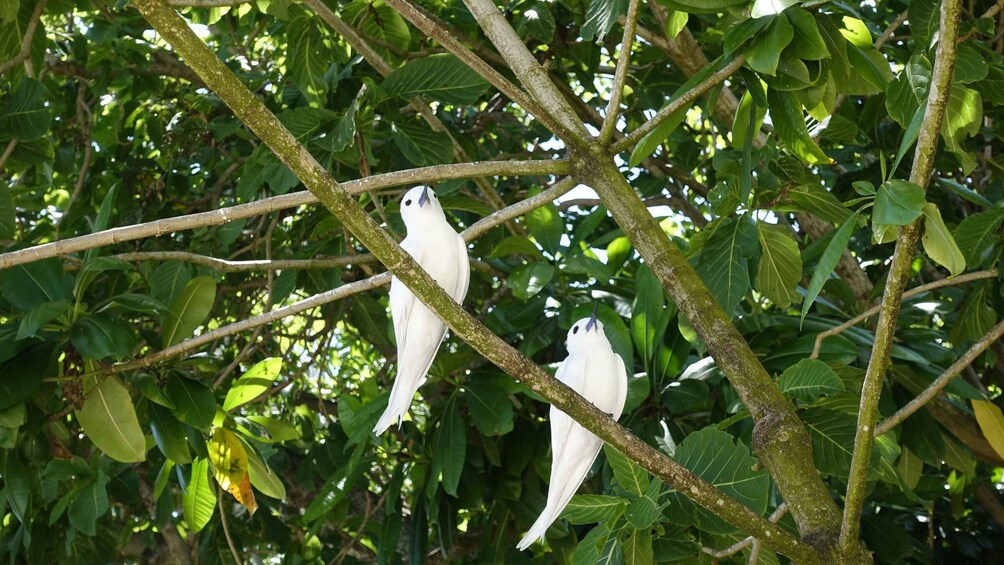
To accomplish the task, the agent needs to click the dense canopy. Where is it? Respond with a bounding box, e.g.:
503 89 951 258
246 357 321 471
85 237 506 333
1 0 1004 563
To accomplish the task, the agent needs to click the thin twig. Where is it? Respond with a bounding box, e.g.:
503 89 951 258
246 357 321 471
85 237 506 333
876 318 1004 434
839 0 963 555
875 11 909 49
0 0 48 75
384 0 580 141
0 159 567 270
598 0 641 145
218 488 243 565
611 56 744 154
0 140 18 172
703 504 789 558
811 269 999 358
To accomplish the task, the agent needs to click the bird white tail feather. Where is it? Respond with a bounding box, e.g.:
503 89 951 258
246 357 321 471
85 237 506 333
516 444 601 550
372 369 424 435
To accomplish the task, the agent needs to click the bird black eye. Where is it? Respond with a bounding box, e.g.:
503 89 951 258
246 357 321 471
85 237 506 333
404 199 412 206
433 193 437 198
572 326 579 334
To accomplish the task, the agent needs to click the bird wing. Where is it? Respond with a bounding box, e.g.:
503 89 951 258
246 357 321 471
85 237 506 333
612 354 629 420
549 354 587 466
452 233 470 303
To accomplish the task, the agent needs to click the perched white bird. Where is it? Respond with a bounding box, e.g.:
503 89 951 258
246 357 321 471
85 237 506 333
517 311 629 550
373 185 470 435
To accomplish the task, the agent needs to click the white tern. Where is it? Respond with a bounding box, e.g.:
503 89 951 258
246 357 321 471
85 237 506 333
373 185 470 435
517 311 628 550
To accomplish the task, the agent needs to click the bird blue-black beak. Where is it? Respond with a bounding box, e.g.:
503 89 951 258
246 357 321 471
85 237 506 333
419 186 431 207
585 304 599 332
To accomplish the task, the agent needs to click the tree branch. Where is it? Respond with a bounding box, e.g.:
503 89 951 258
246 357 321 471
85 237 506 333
812 269 999 358
128 2 821 560
875 318 1004 435
0 0 47 75
598 0 640 145
460 0 590 139
839 0 963 554
611 56 745 154
383 0 580 141
0 159 566 270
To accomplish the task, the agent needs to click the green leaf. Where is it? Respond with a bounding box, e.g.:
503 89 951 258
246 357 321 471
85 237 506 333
389 122 453 166
767 88 832 164
342 0 410 50
382 54 489 105
0 181 14 239
338 394 386 445
68 474 109 536
625 492 660 529
526 199 564 255
16 300 69 340
755 222 802 308
183 457 217 533
953 208 1004 268
744 16 794 76
0 0 17 24
570 522 611 565
70 314 138 360
561 494 627 524
666 427 769 534
581 0 628 42
150 404 193 464
784 184 853 224
244 415 301 443
490 236 543 259
245 443 286 500
76 375 146 463
162 276 216 348
631 264 674 373
166 378 217 431
514 2 556 42
909 0 941 46
954 44 989 84
0 343 53 410
695 215 757 314
463 375 513 436
604 444 649 496
874 180 926 226
663 9 688 40
896 447 922 490
148 261 192 306
801 211 859 322
3 451 29 522
784 8 829 60
223 357 281 411
802 407 891 479
921 204 966 276
286 14 334 104
777 358 844 402
622 528 654 565
0 259 71 311
432 399 466 496
0 78 50 141
507 263 554 301
661 0 746 14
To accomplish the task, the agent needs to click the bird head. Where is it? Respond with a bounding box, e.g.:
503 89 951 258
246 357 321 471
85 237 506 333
566 307 608 353
399 185 445 228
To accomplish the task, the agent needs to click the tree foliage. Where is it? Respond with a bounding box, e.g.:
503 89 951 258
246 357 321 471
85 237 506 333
1 0 1004 563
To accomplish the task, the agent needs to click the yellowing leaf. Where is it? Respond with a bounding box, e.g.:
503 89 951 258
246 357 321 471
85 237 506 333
208 428 249 490
972 400 1004 460
227 473 258 516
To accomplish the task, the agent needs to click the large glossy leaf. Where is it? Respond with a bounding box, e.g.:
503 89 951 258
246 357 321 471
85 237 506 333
972 400 1004 460
526 199 564 255
389 122 453 166
665 427 769 534
150 404 193 464
67 473 110 536
581 0 628 41
342 0 410 50
432 399 466 496
766 88 832 164
223 357 281 411
0 259 71 311
286 14 336 104
162 276 216 348
245 444 287 500
777 358 844 402
382 54 489 105
183 457 217 533
952 208 1004 267
76 375 146 463
507 262 554 301
631 264 674 373
755 222 801 308
744 16 793 76
873 180 926 226
0 78 49 141
921 204 966 276
561 494 627 525
70 314 138 360
463 374 513 436
604 444 648 496
696 215 757 314
166 377 216 431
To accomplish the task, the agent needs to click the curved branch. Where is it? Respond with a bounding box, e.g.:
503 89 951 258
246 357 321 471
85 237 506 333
0 0 47 76
811 269 999 358
839 0 963 554
129 2 820 560
0 159 567 270
876 318 1004 435
611 56 745 154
